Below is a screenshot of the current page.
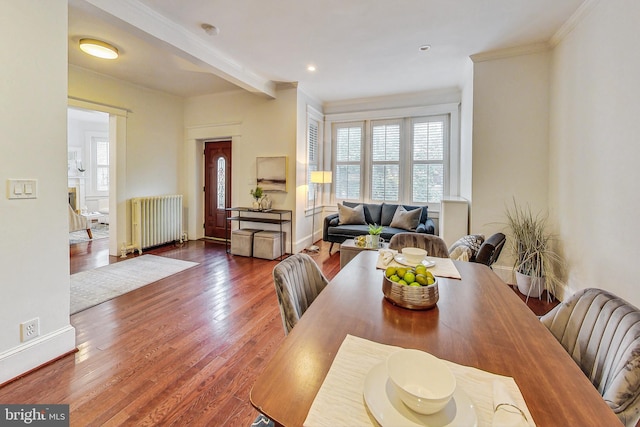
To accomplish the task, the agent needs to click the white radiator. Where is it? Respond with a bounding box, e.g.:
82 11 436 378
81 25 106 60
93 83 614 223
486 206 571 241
131 195 183 253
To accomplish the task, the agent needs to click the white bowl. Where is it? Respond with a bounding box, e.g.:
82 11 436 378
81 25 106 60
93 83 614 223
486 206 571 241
402 247 427 264
386 349 456 415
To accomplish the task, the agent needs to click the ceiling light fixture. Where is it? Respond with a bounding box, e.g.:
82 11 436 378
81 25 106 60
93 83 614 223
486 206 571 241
419 44 432 52
79 38 119 59
307 65 316 72
201 23 219 36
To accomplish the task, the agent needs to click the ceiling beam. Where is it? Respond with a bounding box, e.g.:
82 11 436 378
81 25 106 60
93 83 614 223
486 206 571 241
84 0 277 98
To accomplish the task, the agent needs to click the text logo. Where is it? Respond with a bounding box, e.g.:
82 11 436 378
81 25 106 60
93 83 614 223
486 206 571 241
0 405 69 426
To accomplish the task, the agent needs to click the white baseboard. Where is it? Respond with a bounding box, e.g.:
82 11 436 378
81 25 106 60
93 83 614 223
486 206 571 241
0 325 76 385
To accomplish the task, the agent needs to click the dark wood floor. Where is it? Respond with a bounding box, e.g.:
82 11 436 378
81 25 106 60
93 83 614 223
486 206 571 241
0 237 557 426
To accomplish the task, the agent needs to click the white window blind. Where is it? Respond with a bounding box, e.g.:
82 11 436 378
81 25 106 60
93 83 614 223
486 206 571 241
334 124 363 200
412 117 445 203
307 119 319 207
371 121 401 202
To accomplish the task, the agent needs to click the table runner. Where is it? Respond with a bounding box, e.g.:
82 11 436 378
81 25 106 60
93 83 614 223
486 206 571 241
303 334 535 427
376 251 462 280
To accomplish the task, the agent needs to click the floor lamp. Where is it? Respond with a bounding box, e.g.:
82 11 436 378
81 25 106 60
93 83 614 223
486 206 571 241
308 171 332 252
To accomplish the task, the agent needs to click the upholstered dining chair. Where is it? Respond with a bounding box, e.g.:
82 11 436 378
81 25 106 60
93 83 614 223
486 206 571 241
472 232 506 267
540 288 640 426
272 253 329 335
388 232 449 258
255 254 329 427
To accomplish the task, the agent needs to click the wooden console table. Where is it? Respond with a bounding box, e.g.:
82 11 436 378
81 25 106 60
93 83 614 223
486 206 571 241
225 207 292 260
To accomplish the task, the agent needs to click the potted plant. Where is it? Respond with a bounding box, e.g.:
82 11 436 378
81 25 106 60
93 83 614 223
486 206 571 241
366 223 383 248
250 186 263 209
505 200 561 300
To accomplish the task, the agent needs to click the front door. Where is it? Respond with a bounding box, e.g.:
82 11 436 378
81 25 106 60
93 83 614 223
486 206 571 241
204 141 231 239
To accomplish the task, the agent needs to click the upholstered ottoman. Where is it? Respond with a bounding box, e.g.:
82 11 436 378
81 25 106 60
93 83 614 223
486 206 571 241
253 230 283 260
231 228 262 257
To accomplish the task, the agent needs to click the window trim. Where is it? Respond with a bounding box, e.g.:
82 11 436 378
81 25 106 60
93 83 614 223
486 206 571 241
327 103 460 212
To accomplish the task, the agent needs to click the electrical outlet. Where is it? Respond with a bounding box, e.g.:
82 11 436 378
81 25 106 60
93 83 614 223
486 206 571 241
20 318 40 342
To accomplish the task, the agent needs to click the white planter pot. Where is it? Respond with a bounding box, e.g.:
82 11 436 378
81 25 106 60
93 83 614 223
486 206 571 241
365 234 381 249
515 272 545 299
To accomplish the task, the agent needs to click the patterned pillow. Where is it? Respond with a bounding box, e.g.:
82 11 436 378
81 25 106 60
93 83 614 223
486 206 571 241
389 205 422 231
449 245 472 262
448 234 485 259
337 203 366 225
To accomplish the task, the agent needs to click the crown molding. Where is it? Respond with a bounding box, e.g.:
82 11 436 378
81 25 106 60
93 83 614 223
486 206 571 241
470 42 551 63
550 0 600 47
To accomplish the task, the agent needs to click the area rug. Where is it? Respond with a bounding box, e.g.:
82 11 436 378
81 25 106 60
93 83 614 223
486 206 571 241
70 254 199 314
70 223 109 245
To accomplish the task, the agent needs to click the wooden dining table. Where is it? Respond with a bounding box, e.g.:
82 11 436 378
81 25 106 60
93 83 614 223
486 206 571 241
250 251 621 426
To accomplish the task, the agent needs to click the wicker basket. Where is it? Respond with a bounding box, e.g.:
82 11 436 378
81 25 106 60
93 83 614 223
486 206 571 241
382 275 439 310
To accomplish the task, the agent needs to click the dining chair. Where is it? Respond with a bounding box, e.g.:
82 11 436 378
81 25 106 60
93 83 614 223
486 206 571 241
250 413 274 427
272 252 329 335
388 232 449 258
472 232 506 267
540 288 640 427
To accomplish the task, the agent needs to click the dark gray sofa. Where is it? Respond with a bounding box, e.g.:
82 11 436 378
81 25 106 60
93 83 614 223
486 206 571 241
322 201 435 251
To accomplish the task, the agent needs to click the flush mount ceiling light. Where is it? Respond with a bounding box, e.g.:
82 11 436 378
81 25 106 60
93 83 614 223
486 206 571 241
307 65 316 72
419 44 432 52
79 38 119 59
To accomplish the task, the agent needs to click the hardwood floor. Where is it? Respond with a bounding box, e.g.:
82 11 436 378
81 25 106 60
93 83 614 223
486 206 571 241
0 238 556 426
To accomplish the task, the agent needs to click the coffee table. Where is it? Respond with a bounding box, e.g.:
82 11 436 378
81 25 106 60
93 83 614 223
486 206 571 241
81 212 104 227
339 238 388 268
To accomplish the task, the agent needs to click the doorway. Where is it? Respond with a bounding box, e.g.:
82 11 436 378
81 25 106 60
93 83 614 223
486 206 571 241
204 141 232 239
67 107 110 247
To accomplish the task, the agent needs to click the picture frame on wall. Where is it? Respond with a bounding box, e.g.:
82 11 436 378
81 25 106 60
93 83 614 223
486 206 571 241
257 156 287 192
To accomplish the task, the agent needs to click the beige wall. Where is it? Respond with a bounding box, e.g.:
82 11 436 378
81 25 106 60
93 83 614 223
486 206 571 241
183 88 299 249
0 0 76 384
471 50 551 282
68 66 185 251
549 0 640 306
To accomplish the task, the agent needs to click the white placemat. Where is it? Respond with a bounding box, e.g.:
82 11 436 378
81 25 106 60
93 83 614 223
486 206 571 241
303 334 535 427
376 251 462 280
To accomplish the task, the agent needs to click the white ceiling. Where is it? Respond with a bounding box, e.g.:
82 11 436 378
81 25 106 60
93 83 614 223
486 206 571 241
68 0 586 103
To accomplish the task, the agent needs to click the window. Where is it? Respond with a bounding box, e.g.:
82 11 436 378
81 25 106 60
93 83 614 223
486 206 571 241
332 112 450 207
217 157 226 209
371 121 401 201
412 117 445 203
306 106 326 210
334 123 363 200
307 118 319 208
91 135 109 195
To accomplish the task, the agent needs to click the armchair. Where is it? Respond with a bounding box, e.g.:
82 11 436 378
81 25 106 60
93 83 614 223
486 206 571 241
68 204 92 239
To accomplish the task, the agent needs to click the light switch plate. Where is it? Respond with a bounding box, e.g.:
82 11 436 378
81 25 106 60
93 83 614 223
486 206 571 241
7 179 37 199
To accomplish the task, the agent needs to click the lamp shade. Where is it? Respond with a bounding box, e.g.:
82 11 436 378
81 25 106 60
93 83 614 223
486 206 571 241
311 171 332 184
79 39 119 59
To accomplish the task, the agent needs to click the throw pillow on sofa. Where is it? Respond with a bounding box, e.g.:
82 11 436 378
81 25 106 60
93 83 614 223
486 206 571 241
389 205 422 231
448 234 485 259
337 203 366 225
